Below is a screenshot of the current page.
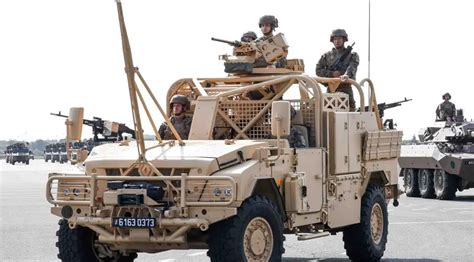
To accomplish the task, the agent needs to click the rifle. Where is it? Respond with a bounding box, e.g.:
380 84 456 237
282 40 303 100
362 98 412 118
329 42 356 73
211 37 242 47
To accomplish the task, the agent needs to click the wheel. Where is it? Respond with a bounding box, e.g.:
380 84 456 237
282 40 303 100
434 170 458 200
11 160 15 165
26 160 30 165
207 195 285 262
343 184 388 262
56 219 137 262
404 168 420 197
418 169 435 198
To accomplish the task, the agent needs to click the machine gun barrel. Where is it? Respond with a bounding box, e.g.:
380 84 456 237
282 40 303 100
51 111 95 127
211 37 241 47
361 98 412 118
50 111 68 118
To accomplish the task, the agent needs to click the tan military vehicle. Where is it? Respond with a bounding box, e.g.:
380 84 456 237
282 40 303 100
46 2 402 261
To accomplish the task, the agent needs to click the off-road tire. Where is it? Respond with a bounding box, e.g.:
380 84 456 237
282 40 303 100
434 170 458 200
26 160 30 165
11 160 15 165
207 195 285 262
343 184 388 262
56 219 137 262
404 168 420 197
418 169 435 198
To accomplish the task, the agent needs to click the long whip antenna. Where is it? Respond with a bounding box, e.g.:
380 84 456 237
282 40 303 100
368 0 371 79
115 0 146 159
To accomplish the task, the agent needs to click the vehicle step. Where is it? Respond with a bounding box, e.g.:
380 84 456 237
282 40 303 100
297 231 330 241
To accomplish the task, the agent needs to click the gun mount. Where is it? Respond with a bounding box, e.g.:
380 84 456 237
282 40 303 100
213 33 302 75
51 111 136 142
358 98 412 129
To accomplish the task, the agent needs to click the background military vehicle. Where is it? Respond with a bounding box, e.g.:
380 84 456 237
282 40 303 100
5 142 30 165
44 144 54 162
399 109 474 200
46 2 402 262
51 143 61 163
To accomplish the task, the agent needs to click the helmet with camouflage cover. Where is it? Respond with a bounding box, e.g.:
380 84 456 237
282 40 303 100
259 15 278 30
330 29 348 42
442 92 451 100
241 31 257 42
170 95 190 110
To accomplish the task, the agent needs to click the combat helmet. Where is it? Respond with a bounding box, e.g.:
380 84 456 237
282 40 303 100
330 29 348 42
259 15 278 29
241 31 257 42
442 92 451 100
170 95 190 110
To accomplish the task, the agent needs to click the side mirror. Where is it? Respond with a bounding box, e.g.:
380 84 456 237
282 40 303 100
67 107 84 141
271 101 291 138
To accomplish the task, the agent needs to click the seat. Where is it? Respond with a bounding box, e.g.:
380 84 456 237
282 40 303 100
291 109 309 148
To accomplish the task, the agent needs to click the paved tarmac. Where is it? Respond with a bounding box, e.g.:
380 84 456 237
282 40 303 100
1 160 473 261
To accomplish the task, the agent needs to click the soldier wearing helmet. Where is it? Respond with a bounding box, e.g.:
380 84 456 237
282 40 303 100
316 29 360 111
436 92 456 121
254 15 287 68
158 95 193 140
241 31 257 42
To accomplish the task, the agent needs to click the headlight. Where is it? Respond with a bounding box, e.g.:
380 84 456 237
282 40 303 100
213 187 222 197
64 189 71 196
73 188 81 196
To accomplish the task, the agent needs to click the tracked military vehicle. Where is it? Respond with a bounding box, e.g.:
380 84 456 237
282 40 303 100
46 2 402 261
6 143 30 165
399 110 474 200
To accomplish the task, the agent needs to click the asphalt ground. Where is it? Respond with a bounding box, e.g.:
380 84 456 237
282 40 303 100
1 160 473 262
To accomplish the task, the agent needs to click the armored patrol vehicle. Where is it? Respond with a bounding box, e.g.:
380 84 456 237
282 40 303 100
399 110 474 200
47 2 402 261
6 143 30 165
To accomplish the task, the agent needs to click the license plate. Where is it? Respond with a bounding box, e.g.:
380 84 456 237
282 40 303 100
112 217 156 228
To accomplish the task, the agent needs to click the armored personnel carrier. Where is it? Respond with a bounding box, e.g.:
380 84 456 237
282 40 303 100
46 2 402 261
399 110 474 200
5 143 30 165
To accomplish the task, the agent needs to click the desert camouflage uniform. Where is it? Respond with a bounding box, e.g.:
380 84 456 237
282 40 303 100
436 101 456 121
316 48 359 110
158 115 192 140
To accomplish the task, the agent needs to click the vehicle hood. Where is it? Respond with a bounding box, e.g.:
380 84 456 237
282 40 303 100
85 140 267 174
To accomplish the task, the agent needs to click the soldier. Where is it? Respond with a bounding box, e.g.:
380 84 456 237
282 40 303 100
240 31 257 42
436 92 456 121
316 29 360 111
254 15 287 68
159 95 193 140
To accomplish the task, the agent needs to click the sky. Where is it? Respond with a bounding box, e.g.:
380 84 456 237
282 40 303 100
1 0 473 141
